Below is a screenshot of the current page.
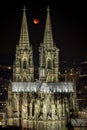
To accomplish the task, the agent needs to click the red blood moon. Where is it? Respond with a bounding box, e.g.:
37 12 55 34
33 19 39 24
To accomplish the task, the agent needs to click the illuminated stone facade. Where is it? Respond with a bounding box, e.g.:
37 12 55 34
13 7 34 82
39 7 59 82
6 7 78 128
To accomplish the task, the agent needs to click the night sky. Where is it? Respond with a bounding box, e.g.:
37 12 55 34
0 0 87 66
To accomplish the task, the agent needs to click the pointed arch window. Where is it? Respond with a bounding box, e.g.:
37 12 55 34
47 59 52 69
19 59 21 67
17 76 21 82
23 59 27 69
53 58 57 67
23 77 26 82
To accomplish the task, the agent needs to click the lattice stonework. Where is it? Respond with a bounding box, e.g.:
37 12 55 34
7 6 78 128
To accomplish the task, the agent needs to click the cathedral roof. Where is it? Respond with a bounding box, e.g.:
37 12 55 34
12 82 74 93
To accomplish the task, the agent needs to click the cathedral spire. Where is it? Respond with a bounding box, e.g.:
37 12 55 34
43 6 53 48
19 6 30 47
13 6 34 82
39 6 59 82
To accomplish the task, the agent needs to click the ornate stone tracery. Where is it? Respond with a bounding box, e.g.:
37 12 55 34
6 6 78 128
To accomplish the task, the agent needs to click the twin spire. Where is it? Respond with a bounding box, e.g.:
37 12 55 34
19 6 30 48
43 6 54 48
19 6 54 48
14 6 59 82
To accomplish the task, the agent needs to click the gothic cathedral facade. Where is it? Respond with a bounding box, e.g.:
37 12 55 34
6 7 78 128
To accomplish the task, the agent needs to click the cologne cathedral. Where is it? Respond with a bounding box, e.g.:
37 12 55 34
6 6 78 128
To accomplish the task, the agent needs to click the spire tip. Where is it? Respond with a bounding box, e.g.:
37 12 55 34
23 6 26 11
47 6 50 12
